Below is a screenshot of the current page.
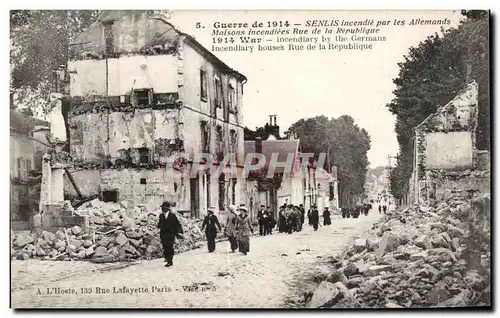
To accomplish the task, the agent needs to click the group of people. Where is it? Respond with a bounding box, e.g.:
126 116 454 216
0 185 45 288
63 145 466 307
341 202 390 219
157 201 255 267
157 200 335 267
276 204 332 233
378 204 388 214
199 204 255 256
257 205 277 236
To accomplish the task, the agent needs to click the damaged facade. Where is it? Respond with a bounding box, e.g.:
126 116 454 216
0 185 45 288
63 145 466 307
10 110 50 228
60 11 247 217
407 81 490 207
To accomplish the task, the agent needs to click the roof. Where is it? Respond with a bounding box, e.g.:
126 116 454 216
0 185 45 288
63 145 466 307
415 80 478 131
70 11 246 81
316 168 334 182
244 139 300 174
10 110 49 135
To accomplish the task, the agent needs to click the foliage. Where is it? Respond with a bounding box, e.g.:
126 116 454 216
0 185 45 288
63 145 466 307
10 10 100 90
10 10 99 118
288 115 371 207
255 172 283 193
387 10 489 200
244 123 279 140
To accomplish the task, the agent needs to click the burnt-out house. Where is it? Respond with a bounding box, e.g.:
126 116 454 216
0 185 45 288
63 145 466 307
10 109 50 228
62 11 247 217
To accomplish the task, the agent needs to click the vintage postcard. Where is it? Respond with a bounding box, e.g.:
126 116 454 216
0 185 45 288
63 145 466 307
10 9 491 309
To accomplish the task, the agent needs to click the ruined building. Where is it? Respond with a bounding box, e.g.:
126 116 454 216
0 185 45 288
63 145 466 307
10 109 50 228
407 81 490 206
58 11 247 217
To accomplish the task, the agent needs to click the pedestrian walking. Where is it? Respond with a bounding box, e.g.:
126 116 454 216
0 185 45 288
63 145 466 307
266 212 276 235
383 205 387 214
323 207 331 226
201 207 222 253
294 206 302 231
310 204 319 231
235 205 253 255
225 205 239 252
307 207 312 225
285 205 296 234
278 206 286 233
257 205 266 236
157 201 184 267
261 210 269 236
378 205 382 214
299 204 305 230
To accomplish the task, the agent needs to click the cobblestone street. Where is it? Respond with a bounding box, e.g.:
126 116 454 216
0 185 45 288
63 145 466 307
11 213 381 308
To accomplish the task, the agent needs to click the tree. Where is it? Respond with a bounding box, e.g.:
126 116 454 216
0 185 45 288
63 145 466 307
10 10 100 90
387 10 489 200
244 123 280 140
244 126 267 140
10 10 99 118
289 115 371 207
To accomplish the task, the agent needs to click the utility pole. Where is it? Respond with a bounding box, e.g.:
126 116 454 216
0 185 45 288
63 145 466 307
386 154 398 204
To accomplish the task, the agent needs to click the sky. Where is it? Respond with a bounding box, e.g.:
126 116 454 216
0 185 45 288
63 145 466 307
169 10 463 168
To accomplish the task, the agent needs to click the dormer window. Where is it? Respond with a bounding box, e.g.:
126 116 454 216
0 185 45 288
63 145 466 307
132 89 152 107
103 21 114 55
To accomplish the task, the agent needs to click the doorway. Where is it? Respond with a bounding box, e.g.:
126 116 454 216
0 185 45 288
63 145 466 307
190 175 199 218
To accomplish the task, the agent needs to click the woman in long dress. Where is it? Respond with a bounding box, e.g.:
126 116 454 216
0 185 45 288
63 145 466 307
225 205 239 252
235 205 253 255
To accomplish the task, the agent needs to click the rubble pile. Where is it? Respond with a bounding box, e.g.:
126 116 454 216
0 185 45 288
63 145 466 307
307 195 491 308
11 199 226 263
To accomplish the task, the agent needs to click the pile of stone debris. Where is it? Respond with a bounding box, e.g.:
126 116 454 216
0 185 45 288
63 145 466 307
306 195 491 308
11 199 227 263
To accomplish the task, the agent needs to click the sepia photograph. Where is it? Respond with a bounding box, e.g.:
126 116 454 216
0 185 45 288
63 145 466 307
9 9 491 309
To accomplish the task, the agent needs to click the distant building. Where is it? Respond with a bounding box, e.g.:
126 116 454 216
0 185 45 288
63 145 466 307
244 116 339 220
10 110 49 227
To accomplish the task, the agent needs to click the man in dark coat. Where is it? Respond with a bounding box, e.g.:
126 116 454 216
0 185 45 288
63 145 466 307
307 207 313 225
201 207 222 253
266 210 276 235
310 204 319 231
323 207 331 225
286 205 296 234
261 210 269 236
157 201 184 267
299 204 305 231
257 205 266 236
278 206 286 233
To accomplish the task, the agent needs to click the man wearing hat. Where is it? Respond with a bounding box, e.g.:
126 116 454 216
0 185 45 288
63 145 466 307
257 205 266 236
201 207 222 253
157 201 184 267
310 204 320 231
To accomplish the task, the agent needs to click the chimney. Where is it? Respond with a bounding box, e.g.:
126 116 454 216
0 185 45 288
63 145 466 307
267 115 280 139
255 137 263 154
